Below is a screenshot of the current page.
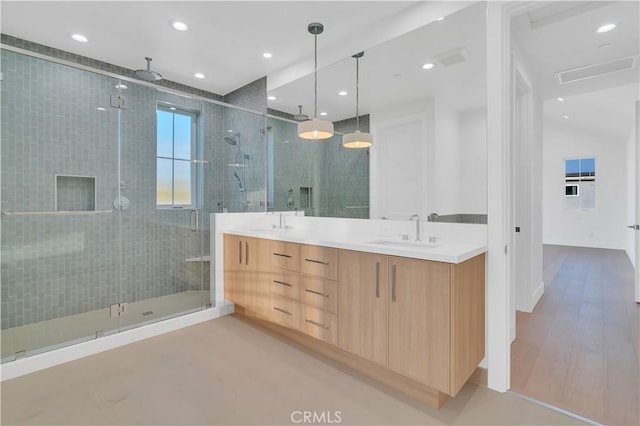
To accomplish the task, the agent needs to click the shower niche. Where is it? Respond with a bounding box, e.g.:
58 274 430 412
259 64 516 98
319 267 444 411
55 175 96 212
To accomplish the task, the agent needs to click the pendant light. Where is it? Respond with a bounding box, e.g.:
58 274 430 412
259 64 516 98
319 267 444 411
298 22 334 140
343 51 373 148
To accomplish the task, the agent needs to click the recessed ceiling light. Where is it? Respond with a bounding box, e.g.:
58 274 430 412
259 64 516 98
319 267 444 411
422 62 435 70
436 16 445 21
320 112 328 116
71 33 88 43
169 107 177 111
338 91 348 96
226 129 235 133
170 20 189 31
115 83 127 89
267 95 276 100
194 73 205 79
97 107 106 111
562 113 570 119
596 23 616 33
263 52 273 58
557 97 565 102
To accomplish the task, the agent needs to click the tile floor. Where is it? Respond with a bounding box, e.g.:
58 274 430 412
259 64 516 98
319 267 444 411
511 245 639 426
1 290 209 360
1 315 586 426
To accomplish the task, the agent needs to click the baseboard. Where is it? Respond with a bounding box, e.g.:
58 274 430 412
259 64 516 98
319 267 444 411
468 367 488 387
530 281 544 311
0 302 234 382
542 240 625 251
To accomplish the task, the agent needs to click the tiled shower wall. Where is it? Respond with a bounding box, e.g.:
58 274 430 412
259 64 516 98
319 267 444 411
268 117 369 218
0 49 265 329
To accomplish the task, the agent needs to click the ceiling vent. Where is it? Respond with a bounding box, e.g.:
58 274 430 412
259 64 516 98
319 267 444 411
433 47 470 68
556 56 638 84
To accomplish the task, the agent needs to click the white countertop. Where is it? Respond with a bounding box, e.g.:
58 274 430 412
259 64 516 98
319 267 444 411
223 227 486 264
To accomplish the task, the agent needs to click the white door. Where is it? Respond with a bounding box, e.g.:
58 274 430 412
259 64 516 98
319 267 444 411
634 101 640 303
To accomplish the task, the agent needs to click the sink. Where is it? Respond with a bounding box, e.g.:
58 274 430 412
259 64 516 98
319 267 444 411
368 239 440 248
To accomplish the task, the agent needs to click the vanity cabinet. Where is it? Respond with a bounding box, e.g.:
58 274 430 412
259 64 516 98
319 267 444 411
338 250 485 397
223 234 270 319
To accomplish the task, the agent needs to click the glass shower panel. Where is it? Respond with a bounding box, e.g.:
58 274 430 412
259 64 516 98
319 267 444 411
116 85 208 331
221 106 267 213
0 50 121 361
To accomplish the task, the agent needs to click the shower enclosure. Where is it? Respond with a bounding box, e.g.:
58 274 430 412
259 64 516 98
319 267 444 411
0 47 266 362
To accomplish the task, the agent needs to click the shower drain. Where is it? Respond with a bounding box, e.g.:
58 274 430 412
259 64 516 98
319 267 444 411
141 311 154 316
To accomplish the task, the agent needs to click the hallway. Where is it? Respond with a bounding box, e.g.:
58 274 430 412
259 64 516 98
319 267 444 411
511 245 639 425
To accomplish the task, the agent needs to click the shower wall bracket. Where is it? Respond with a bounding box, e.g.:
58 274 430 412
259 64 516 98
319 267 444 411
110 94 128 109
109 302 129 318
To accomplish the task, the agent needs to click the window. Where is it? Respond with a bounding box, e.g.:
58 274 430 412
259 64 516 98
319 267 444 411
564 157 595 209
156 107 195 207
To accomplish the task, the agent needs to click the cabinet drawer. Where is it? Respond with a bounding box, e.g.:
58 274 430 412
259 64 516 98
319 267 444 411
271 240 300 271
300 275 338 314
301 304 338 346
270 268 299 300
270 294 300 330
300 245 338 280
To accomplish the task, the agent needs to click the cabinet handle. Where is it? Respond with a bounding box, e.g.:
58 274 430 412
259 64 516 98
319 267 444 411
273 253 292 258
375 261 380 298
273 280 293 288
305 319 329 330
305 288 329 298
391 264 397 302
245 241 249 265
304 258 329 266
238 240 242 265
273 307 292 316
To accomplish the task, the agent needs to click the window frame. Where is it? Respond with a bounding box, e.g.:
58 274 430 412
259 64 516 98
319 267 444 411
156 105 197 209
563 156 596 210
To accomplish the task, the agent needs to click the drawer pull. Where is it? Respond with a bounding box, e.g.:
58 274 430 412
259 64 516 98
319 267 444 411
273 280 293 287
305 288 329 298
305 319 329 330
273 307 292 316
375 261 380 298
391 264 397 302
304 258 329 266
273 253 292 258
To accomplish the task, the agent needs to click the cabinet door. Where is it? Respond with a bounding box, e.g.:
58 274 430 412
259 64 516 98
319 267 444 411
338 250 389 367
249 237 271 320
388 256 451 393
223 234 244 307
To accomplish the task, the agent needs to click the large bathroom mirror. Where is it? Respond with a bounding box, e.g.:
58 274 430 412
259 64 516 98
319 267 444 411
267 2 487 222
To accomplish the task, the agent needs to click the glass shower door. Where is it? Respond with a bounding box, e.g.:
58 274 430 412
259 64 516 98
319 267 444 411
115 84 208 332
0 50 122 361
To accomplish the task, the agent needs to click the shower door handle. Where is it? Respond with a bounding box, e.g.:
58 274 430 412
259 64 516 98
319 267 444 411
190 209 199 232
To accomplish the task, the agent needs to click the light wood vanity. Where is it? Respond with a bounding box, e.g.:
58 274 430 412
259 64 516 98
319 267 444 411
223 232 485 408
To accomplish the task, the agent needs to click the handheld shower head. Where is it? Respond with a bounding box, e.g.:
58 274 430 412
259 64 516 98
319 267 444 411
233 171 245 191
135 57 162 82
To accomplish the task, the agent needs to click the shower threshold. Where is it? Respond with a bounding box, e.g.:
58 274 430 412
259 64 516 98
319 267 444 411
1 290 210 362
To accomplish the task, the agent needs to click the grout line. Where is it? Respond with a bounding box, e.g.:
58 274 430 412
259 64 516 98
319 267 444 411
509 391 603 426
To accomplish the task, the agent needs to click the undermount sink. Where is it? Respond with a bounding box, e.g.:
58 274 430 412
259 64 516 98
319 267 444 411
368 239 441 248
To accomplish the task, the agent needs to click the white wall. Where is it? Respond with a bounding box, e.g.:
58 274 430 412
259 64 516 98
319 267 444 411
626 127 636 266
543 119 628 249
459 108 488 214
433 101 461 215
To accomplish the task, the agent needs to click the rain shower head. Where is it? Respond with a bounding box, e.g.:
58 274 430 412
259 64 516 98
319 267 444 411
134 57 162 82
293 105 309 122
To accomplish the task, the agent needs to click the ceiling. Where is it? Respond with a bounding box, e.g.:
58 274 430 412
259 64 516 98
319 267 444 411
512 1 639 142
1 1 638 139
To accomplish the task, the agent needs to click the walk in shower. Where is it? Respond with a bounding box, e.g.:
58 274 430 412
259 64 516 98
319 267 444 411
0 47 266 362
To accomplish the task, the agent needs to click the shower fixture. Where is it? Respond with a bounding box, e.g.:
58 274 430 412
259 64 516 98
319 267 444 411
293 105 309 122
134 57 162 82
224 133 241 146
233 171 245 191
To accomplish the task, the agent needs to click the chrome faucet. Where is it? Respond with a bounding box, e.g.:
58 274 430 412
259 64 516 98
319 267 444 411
409 214 421 241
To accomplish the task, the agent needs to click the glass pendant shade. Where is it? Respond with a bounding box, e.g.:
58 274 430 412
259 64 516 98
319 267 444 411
342 130 373 148
298 118 334 140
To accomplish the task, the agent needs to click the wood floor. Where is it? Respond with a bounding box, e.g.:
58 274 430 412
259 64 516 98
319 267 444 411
511 245 639 426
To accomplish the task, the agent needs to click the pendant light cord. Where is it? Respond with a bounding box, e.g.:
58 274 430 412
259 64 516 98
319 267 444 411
355 55 360 131
314 32 318 119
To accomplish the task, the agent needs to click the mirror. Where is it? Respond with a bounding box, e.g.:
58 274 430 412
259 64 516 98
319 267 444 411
267 2 487 222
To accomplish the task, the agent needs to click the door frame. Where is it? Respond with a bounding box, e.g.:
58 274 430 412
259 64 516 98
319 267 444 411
635 101 640 303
